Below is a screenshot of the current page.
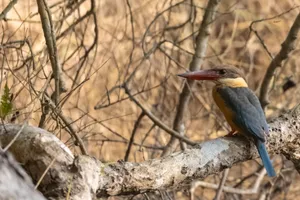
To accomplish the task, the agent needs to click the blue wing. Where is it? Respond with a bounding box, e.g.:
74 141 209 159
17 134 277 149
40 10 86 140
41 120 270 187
216 87 267 141
216 87 275 176
246 89 269 135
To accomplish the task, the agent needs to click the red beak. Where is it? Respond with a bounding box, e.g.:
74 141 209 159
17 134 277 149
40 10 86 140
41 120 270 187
177 70 220 80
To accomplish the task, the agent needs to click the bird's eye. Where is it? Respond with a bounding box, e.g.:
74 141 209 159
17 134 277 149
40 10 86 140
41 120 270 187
219 69 226 75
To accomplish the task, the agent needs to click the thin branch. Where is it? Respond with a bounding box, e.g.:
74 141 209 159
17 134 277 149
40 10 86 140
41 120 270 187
36 0 67 105
259 13 300 109
43 94 88 155
193 168 266 195
214 168 230 200
0 0 18 21
123 84 196 146
124 112 145 161
162 0 221 156
3 122 26 152
248 6 300 60
123 0 136 80
34 156 57 189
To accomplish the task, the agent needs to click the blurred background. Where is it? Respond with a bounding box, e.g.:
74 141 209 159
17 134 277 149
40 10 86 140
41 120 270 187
1 0 300 199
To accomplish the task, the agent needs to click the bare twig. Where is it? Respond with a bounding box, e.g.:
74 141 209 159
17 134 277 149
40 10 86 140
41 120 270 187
214 168 230 200
42 94 88 155
248 6 300 61
192 168 266 195
36 0 67 105
35 156 57 189
124 112 145 161
123 84 196 145
259 13 300 109
3 122 26 152
2 67 52 152
259 164 295 200
0 0 18 21
123 0 135 79
141 0 186 55
162 0 221 156
38 73 53 128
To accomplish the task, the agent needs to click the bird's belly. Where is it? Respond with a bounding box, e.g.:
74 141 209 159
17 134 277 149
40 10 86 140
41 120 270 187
212 88 239 131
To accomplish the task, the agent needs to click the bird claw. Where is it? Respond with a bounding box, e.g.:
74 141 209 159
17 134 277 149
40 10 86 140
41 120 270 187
225 130 237 137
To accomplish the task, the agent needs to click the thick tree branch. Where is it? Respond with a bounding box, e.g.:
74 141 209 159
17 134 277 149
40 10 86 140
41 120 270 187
259 13 300 109
0 151 46 200
0 106 299 199
163 0 221 156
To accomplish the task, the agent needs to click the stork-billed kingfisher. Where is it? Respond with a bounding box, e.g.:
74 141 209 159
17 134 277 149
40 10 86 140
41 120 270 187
178 65 276 177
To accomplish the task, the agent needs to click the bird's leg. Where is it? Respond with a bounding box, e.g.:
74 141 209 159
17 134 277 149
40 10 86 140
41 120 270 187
225 130 238 137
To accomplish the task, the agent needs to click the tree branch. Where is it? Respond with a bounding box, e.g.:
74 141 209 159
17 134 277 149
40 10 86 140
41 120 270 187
123 84 196 146
36 0 67 105
259 13 300 109
192 168 266 195
124 112 145 161
0 0 18 21
0 151 46 200
0 106 299 199
213 168 229 200
163 0 221 156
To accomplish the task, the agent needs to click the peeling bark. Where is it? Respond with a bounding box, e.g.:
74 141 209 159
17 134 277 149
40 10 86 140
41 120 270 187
0 106 299 199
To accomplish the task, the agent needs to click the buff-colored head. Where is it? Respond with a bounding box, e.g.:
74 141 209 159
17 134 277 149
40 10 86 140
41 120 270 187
178 65 247 87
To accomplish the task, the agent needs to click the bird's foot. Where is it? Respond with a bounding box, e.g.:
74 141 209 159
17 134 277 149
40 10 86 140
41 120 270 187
225 130 237 137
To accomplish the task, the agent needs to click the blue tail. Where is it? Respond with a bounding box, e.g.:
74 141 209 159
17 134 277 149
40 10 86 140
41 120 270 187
256 140 276 177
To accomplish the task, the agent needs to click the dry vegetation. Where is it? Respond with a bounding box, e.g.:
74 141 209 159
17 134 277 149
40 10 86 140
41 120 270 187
1 0 300 199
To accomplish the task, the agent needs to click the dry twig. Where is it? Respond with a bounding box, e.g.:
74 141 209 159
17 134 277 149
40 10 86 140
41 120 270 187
0 0 18 20
36 0 67 105
259 13 300 109
123 84 196 145
162 0 222 156
192 168 266 196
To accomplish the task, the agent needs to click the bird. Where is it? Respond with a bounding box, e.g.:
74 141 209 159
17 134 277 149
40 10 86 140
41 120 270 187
178 65 276 177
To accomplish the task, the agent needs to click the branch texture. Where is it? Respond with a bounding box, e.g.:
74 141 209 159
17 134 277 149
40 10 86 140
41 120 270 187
0 106 299 199
0 151 45 200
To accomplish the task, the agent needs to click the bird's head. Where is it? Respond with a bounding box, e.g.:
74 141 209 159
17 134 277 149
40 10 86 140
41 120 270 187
178 65 248 87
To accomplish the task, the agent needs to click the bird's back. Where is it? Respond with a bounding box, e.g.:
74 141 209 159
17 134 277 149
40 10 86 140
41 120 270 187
213 85 268 142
